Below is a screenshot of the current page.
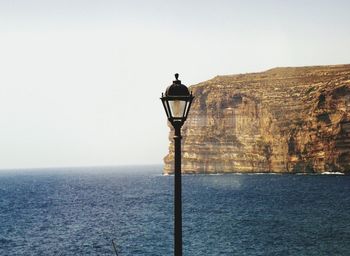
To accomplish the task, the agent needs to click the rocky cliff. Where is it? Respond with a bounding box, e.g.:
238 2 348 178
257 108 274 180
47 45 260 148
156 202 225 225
163 64 350 174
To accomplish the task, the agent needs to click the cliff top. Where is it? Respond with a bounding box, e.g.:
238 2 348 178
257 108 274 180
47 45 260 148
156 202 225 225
192 64 350 89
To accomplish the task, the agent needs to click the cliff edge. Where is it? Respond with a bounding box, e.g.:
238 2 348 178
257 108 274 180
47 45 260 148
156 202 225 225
163 64 350 174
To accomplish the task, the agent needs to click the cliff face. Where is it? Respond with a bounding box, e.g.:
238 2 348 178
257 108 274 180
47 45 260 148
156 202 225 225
163 65 350 174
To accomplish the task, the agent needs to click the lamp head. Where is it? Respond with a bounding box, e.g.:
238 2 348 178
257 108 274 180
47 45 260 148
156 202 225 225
161 74 194 127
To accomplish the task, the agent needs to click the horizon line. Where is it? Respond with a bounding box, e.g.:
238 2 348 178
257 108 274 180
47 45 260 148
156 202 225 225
0 163 164 172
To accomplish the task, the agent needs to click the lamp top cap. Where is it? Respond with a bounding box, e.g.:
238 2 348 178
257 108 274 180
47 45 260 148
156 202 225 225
174 73 180 83
165 73 191 97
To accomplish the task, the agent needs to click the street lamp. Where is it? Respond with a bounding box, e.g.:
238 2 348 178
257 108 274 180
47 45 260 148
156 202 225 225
161 73 194 256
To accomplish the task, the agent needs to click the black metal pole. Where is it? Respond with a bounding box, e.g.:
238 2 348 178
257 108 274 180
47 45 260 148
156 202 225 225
173 122 182 256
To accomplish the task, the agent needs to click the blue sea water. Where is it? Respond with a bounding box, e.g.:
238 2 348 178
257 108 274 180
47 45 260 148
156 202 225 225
0 166 349 256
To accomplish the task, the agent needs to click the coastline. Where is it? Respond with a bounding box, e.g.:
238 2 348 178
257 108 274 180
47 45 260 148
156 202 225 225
162 171 346 176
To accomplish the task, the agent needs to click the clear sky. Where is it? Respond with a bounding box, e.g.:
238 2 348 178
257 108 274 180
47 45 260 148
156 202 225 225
0 0 349 169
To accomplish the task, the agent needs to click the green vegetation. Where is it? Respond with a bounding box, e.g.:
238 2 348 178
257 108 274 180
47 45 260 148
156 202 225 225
306 86 316 94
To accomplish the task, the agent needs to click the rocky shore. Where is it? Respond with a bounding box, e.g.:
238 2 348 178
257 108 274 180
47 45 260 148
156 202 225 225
164 64 350 174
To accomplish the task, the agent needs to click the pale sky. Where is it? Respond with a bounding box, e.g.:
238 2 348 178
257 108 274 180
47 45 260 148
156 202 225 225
0 0 349 169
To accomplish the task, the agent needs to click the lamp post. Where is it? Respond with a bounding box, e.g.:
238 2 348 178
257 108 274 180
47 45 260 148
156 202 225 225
161 73 194 256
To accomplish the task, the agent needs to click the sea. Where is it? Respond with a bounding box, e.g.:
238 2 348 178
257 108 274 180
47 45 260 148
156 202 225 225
0 165 349 256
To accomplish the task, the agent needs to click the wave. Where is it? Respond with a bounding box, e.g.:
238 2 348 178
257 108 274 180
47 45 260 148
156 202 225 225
321 171 344 175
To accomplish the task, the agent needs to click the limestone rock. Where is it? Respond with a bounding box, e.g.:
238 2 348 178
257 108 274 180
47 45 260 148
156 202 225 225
163 64 350 174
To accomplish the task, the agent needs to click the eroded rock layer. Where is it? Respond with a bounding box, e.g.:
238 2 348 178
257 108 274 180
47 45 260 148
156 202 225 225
163 65 350 174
